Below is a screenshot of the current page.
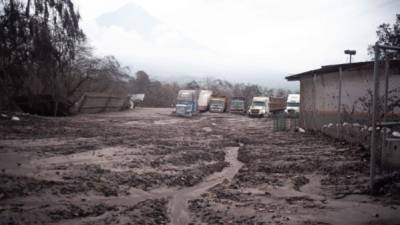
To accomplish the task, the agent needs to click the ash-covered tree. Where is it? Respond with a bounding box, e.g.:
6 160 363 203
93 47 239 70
223 83 259 107
0 0 85 111
131 70 151 94
368 14 400 59
185 80 200 90
73 54 131 97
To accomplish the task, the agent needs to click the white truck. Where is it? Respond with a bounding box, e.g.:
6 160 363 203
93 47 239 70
248 97 269 117
198 90 213 112
285 94 300 114
248 96 286 117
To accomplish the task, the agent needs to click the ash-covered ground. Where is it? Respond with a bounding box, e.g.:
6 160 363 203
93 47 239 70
0 108 399 225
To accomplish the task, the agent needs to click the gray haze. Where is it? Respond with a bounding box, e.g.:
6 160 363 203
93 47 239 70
75 0 400 89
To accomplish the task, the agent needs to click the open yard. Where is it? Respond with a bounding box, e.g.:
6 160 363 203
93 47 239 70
0 108 399 225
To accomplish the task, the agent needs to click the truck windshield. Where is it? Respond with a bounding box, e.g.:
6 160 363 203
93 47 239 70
210 100 224 105
252 101 265 107
177 92 193 101
231 100 244 106
287 102 300 107
177 100 192 105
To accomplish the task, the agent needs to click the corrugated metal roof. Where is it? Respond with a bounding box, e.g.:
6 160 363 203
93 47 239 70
285 60 400 81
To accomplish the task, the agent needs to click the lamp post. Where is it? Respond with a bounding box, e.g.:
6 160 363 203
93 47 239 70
344 50 356 63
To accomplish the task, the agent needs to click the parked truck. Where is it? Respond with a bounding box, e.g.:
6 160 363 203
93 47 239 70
248 97 269 117
269 97 286 114
175 90 199 117
198 90 213 112
285 94 300 114
248 96 286 117
209 96 227 113
230 97 246 114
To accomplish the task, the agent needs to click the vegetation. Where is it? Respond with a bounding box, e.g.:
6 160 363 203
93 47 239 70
0 0 131 114
369 14 400 58
1 0 84 111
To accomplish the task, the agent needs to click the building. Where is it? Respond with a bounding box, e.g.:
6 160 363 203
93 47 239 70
286 60 400 144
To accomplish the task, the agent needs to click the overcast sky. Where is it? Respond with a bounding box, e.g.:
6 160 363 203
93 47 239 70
73 0 399 88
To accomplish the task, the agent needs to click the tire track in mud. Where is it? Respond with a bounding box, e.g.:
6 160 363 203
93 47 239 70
166 146 243 225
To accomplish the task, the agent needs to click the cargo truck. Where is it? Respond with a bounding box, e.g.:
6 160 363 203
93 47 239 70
209 96 227 113
248 96 286 117
230 97 246 114
269 97 286 114
175 90 199 117
198 90 213 112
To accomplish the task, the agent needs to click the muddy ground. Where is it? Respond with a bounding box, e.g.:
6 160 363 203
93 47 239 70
0 108 399 225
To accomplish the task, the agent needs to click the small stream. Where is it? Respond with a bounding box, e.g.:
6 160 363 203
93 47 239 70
167 146 243 225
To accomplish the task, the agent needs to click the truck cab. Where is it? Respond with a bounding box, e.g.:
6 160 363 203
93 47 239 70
209 96 227 113
175 90 199 116
230 97 246 114
248 97 269 117
285 94 300 114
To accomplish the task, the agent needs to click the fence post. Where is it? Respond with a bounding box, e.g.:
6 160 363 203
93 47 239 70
370 45 380 193
337 66 343 139
381 51 390 171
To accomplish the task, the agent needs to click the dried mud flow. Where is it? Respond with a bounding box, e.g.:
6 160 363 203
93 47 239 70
0 108 399 225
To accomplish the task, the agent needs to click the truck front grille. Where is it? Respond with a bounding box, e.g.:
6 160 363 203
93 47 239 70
176 106 186 114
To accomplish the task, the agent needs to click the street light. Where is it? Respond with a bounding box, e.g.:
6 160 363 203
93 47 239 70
344 50 356 63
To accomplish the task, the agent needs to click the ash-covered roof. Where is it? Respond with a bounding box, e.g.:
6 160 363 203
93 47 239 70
285 60 400 81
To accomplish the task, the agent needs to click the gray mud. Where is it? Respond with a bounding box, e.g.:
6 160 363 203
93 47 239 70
1 108 399 225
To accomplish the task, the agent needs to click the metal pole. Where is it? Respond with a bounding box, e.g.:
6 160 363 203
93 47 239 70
370 45 380 193
313 74 317 130
383 51 389 119
337 66 343 139
381 51 390 171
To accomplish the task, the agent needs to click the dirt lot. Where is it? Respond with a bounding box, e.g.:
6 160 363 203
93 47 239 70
0 108 399 225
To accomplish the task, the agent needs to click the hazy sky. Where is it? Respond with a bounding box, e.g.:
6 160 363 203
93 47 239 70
73 0 399 88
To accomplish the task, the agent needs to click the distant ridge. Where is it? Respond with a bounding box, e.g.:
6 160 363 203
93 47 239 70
96 3 160 34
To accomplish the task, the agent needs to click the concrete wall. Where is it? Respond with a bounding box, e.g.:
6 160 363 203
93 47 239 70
71 93 127 114
300 63 400 133
299 63 400 141
298 63 400 169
